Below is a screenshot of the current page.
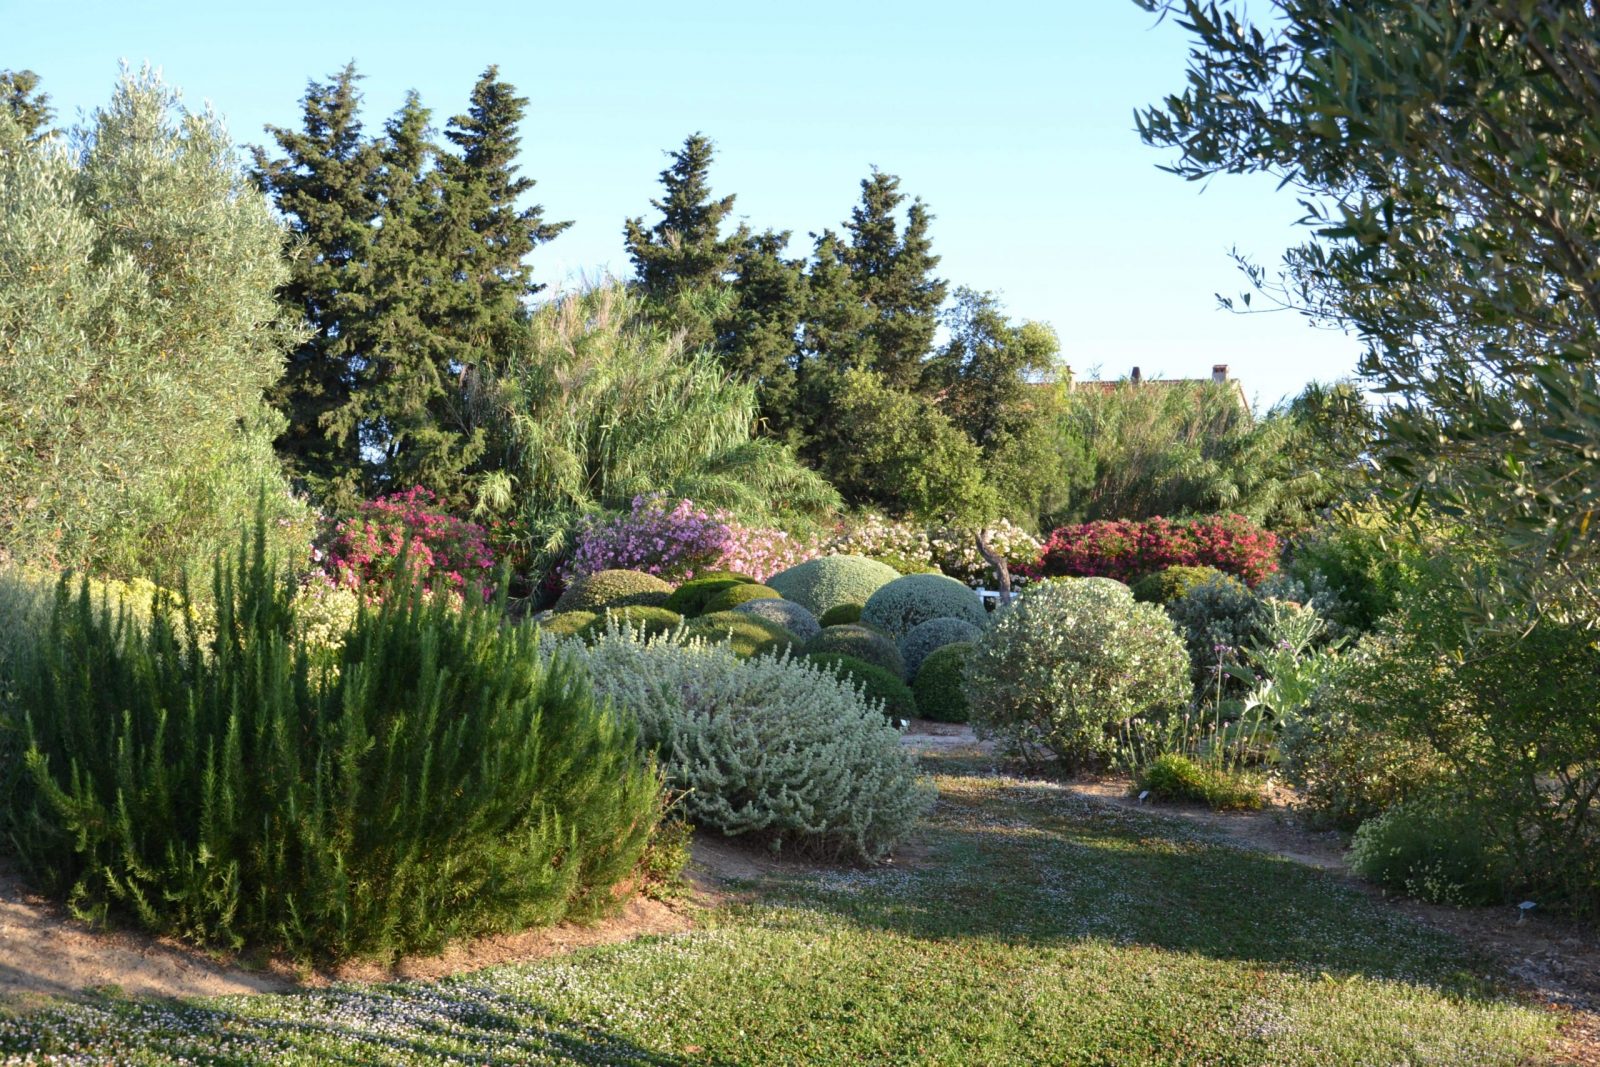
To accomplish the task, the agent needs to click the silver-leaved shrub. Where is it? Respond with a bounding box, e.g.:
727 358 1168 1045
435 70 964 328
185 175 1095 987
560 627 933 860
965 577 1190 767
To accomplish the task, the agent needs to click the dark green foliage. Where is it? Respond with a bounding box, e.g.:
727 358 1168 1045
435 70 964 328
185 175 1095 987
577 607 684 642
1132 566 1226 607
911 641 974 723
702 583 781 614
1285 519 1418 633
801 653 916 721
802 625 904 679
820 603 864 627
1166 574 1259 689
898 616 983 678
0 69 52 143
924 288 1077 526
1137 754 1263 812
664 575 752 617
555 570 675 613
5 524 660 960
537 611 597 638
1349 800 1509 907
799 368 995 522
683 611 795 659
861 573 988 642
253 64 378 505
624 133 743 299
722 230 806 428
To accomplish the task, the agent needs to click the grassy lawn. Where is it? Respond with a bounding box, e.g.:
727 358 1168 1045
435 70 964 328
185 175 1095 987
0 753 1561 1066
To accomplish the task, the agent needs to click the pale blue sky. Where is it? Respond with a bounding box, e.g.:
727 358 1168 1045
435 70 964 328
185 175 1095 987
9 0 1361 408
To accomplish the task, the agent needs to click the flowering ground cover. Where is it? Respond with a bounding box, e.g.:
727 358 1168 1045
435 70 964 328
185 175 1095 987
0 750 1561 1066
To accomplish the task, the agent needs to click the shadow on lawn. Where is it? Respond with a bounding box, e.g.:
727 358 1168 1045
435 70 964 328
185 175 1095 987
779 762 1520 999
1 984 736 1066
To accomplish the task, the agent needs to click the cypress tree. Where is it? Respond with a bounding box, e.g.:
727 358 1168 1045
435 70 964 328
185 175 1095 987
253 63 379 506
623 132 745 296
841 170 947 392
0 69 52 143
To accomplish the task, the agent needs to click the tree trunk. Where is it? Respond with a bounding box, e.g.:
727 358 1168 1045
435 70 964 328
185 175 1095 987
976 528 1012 606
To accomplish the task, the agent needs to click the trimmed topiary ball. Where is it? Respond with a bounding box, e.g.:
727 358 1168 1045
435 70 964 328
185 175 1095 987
820 603 864 627
1131 565 1226 606
684 611 796 659
703 583 782 614
803 653 917 720
732 598 822 642
861 573 987 641
802 624 905 679
664 574 755 617
555 569 673 613
766 555 900 616
536 611 597 638
899 616 984 678
912 641 975 723
576 606 684 642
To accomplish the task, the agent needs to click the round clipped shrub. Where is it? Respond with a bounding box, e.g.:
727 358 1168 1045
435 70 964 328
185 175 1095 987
912 641 975 723
802 653 917 720
664 574 754 617
861 573 986 641
555 569 673 613
766 555 900 616
577 606 684 642
703 583 782 614
732 598 822 642
567 631 933 860
802 624 905 678
683 611 796 659
1131 565 1226 606
965 577 1190 767
536 610 597 638
898 616 984 678
820 603 864 627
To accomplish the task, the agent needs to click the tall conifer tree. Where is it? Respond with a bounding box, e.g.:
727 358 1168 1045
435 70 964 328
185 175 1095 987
0 70 53 143
623 133 744 296
841 169 946 392
253 63 379 505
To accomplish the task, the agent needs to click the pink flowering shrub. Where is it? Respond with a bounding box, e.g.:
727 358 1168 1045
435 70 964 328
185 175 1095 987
1022 514 1279 587
565 495 816 583
325 487 495 597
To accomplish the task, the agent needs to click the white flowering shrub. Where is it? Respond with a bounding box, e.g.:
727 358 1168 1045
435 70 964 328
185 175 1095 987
929 520 1042 586
965 577 1190 767
825 513 934 574
560 630 933 860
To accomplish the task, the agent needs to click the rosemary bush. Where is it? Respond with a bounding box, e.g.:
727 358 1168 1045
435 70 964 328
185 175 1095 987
6 526 660 961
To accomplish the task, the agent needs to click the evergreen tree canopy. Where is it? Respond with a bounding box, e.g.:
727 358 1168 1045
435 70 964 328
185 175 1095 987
624 133 745 296
252 63 378 505
841 170 946 391
0 69 52 144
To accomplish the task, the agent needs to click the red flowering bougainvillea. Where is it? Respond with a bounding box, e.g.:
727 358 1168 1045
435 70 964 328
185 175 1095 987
325 487 496 597
1022 514 1279 587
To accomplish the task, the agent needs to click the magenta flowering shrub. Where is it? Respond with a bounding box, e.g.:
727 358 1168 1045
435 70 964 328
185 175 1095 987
565 495 816 583
1023 514 1279 587
326 488 495 597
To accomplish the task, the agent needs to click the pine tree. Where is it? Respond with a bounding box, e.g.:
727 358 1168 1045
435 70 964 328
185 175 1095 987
720 229 806 432
345 92 452 496
253 63 379 506
623 133 745 296
415 66 569 502
0 70 52 143
842 170 946 391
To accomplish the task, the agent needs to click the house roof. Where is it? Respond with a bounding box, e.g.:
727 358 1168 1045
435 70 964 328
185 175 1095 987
1061 365 1251 418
